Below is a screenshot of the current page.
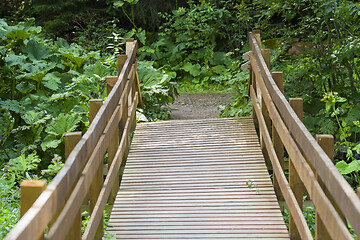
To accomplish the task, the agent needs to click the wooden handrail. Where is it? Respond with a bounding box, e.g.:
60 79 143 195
246 30 360 239
5 39 142 240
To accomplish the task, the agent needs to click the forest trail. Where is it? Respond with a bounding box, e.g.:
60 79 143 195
169 92 235 119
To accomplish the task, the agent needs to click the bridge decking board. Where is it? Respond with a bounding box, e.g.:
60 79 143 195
107 117 289 239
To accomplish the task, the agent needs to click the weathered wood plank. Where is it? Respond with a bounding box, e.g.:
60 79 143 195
107 118 289 239
249 32 360 236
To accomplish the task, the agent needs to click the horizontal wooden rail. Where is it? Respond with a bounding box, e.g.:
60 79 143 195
246 30 360 239
5 39 142 240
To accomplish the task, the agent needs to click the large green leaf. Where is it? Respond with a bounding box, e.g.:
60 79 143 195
22 110 50 126
40 139 62 151
0 100 23 113
45 113 81 136
5 30 30 43
43 72 61 91
5 54 27 68
22 40 51 61
182 62 202 77
336 160 360 175
16 82 35 94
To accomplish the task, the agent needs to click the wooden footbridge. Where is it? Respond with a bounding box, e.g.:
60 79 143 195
6 31 360 240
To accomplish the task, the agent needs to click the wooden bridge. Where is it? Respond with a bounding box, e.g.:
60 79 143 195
5 31 360 240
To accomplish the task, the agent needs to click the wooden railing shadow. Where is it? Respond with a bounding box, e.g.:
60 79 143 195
245 30 360 239
5 39 142 240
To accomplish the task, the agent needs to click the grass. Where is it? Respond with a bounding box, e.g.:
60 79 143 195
177 80 236 94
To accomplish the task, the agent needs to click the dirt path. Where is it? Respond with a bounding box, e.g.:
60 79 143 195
169 92 235 120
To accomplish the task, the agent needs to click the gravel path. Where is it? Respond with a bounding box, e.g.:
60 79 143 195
169 93 235 120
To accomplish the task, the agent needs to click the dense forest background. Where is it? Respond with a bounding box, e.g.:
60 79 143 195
1 0 360 237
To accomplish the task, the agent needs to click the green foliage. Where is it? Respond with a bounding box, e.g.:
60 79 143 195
0 174 20 239
0 19 116 237
40 154 64 178
137 61 177 120
282 196 316 238
316 92 360 187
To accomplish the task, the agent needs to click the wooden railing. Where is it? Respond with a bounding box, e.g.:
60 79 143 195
5 39 142 240
245 30 360 239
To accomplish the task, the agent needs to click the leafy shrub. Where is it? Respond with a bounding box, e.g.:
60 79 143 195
137 61 177 120
0 18 117 237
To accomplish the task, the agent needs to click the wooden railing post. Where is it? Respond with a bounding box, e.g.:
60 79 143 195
126 39 134 105
272 72 284 201
289 97 304 240
107 76 120 205
89 99 104 240
65 132 82 240
251 30 260 130
20 180 46 239
106 75 121 205
315 134 345 240
117 55 127 77
260 48 271 167
20 180 46 217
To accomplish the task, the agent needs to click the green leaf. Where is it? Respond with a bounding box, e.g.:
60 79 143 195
22 40 51 60
336 160 360 175
137 30 146 45
40 139 62 151
353 144 360 155
45 113 81 136
212 65 226 74
5 54 27 67
22 110 50 125
335 160 349 174
43 72 61 91
210 52 229 65
325 102 332 112
0 100 23 113
7 153 41 173
113 1 125 7
0 112 14 145
347 160 360 173
61 52 86 69
5 30 30 42
16 81 36 94
182 62 202 77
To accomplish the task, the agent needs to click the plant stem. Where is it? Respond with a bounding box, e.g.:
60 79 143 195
1 145 11 161
122 6 137 30
332 105 349 148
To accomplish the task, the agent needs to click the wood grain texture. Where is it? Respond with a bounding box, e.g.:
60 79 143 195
107 118 289 239
248 32 360 236
4 41 138 240
250 53 353 239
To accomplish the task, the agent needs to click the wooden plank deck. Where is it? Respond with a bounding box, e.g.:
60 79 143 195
107 117 289 239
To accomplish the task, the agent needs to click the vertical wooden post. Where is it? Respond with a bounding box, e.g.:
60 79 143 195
89 99 104 240
125 38 134 56
250 60 258 131
288 98 303 240
260 49 271 167
20 180 46 240
252 30 261 47
117 55 127 76
135 65 143 108
251 30 260 130
106 76 120 205
261 49 271 69
126 39 135 107
65 132 82 240
272 72 284 201
65 132 82 160
20 180 46 217
315 134 345 240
